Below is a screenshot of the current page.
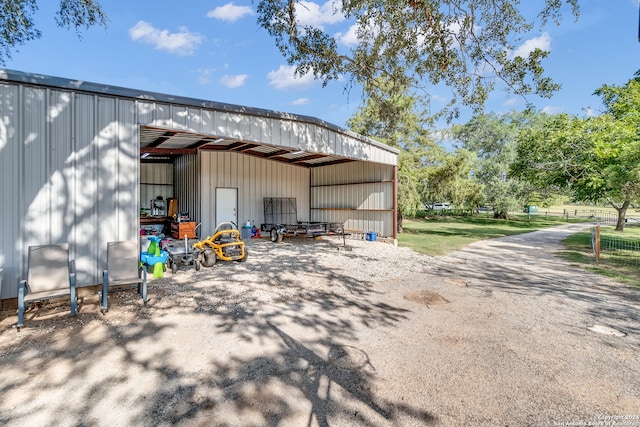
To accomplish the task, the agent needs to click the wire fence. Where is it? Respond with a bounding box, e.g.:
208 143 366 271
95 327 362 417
591 225 640 267
532 209 620 223
573 209 618 225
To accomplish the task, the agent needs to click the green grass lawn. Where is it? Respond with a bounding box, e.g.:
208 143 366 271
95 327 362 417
398 215 583 256
557 224 640 286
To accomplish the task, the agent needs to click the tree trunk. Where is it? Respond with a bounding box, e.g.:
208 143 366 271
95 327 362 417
397 211 404 234
494 211 507 219
614 200 630 231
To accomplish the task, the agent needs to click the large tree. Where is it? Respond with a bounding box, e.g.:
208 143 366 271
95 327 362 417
0 0 107 64
347 77 481 229
512 76 640 231
451 112 547 218
422 148 482 212
257 0 579 120
347 76 441 231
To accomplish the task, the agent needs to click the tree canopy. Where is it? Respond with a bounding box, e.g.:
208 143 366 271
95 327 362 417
512 75 640 231
257 0 579 120
451 111 549 218
1 1 581 120
0 0 107 64
348 77 481 228
347 76 440 227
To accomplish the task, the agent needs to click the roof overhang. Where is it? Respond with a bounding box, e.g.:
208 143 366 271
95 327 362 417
0 69 399 168
140 125 356 168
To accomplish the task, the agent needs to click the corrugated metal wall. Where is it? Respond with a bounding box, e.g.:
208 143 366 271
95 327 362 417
0 82 20 299
311 162 395 237
199 151 309 236
0 83 139 298
175 154 199 223
140 163 174 209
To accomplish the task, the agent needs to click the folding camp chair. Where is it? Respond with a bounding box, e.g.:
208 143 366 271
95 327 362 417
101 240 147 312
17 243 78 329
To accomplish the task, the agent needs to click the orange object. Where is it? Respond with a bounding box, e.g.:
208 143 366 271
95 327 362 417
171 221 197 239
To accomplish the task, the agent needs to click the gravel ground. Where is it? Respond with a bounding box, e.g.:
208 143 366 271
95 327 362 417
0 224 638 426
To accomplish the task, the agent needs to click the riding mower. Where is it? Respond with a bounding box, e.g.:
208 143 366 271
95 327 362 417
192 222 248 267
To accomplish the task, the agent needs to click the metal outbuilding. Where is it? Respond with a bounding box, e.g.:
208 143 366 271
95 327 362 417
0 69 398 304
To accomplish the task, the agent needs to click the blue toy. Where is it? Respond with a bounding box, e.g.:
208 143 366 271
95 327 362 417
140 235 168 278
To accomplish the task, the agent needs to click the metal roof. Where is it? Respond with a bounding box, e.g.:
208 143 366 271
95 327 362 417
1 69 399 168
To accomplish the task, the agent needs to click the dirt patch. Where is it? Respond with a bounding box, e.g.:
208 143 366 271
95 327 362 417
404 290 449 306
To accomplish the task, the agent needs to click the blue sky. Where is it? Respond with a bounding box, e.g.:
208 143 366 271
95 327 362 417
4 0 640 130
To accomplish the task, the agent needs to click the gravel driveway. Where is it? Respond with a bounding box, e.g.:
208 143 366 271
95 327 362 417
0 223 638 426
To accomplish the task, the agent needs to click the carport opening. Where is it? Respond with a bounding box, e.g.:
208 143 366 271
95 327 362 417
137 125 396 241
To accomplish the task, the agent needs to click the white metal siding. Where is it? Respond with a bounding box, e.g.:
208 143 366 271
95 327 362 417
141 163 174 207
311 162 395 237
199 151 309 236
0 83 20 299
0 83 139 298
175 154 199 223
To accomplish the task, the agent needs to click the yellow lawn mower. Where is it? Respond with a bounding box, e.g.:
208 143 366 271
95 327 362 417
193 222 248 267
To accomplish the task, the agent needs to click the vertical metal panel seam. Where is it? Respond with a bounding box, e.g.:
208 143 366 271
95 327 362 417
197 149 201 225
45 88 51 242
393 166 398 239
18 84 25 287
70 91 77 260
115 98 120 238
94 94 100 251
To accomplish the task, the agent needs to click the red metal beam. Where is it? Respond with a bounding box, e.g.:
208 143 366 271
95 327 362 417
140 147 196 155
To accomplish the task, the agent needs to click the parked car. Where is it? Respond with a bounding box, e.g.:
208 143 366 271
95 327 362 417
425 202 451 211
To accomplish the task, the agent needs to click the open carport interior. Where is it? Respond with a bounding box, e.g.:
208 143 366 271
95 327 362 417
138 125 397 242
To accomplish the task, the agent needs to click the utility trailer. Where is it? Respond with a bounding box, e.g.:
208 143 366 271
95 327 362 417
261 197 346 243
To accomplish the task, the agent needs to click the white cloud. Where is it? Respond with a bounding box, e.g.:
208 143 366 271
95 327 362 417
129 21 202 55
335 15 382 47
219 74 249 88
542 105 563 114
206 2 254 22
336 23 359 47
504 98 518 107
431 94 448 103
267 65 317 90
512 32 551 59
292 97 311 106
196 68 215 85
297 1 346 27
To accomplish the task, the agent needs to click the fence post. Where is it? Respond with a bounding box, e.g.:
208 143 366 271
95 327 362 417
595 225 601 262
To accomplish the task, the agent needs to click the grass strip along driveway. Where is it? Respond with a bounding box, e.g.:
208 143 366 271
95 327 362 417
399 215 640 288
399 215 585 256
